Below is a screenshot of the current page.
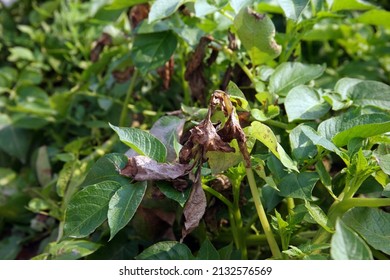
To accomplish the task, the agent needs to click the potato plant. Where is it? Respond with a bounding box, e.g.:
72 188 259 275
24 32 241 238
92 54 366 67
0 0 390 260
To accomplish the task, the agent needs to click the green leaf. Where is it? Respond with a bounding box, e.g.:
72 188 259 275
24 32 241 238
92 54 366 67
156 181 190 207
374 151 390 175
334 78 390 110
279 172 319 200
136 241 194 260
331 0 375 12
108 181 147 240
234 7 282 65
304 200 334 233
63 182 121 238
315 160 337 199
8 47 34 61
331 219 373 260
318 112 390 147
342 208 390 255
48 240 101 260
226 81 250 110
289 125 318 161
81 153 130 187
196 239 220 260
105 0 147 10
131 31 177 75
0 235 23 260
358 9 390 28
285 85 330 122
109 124 167 162
207 139 243 173
0 125 33 164
148 0 190 23
269 62 325 97
277 0 310 21
230 0 253 13
247 121 298 172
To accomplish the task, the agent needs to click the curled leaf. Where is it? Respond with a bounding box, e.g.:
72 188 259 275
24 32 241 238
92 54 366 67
120 155 190 181
181 169 207 241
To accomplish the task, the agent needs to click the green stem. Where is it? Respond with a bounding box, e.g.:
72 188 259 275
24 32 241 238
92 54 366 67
232 179 248 259
286 197 295 214
246 167 282 259
263 119 289 130
202 184 233 209
119 69 139 127
221 46 256 85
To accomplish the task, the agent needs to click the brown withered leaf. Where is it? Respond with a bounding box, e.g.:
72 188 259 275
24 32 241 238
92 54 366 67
157 56 174 90
181 169 206 241
90 33 112 62
184 35 213 105
112 67 134 83
129 3 150 30
120 156 190 181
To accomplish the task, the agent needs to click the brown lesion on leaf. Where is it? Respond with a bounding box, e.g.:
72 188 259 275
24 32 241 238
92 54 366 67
128 3 150 30
90 33 112 62
120 90 249 241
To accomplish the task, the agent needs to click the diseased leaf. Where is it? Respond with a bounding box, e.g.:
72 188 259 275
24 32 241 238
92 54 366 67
181 171 207 240
110 124 167 162
331 219 373 260
285 85 330 122
136 241 194 260
36 146 52 187
269 62 325 96
120 155 189 181
48 240 101 260
234 7 282 65
279 172 319 200
108 181 147 240
226 81 250 111
63 182 121 239
342 208 390 255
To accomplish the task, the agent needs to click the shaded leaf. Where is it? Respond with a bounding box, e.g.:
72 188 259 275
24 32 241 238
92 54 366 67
110 124 167 162
120 155 189 181
279 172 319 200
289 124 318 161
0 125 33 164
342 208 390 255
331 219 373 260
136 241 194 260
0 235 23 260
108 181 147 240
156 181 191 207
285 85 330 122
269 62 325 96
63 182 121 238
234 7 282 65
131 31 177 75
304 200 334 233
197 239 220 260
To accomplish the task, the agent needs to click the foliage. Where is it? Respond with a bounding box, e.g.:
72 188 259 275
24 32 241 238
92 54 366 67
1 0 390 260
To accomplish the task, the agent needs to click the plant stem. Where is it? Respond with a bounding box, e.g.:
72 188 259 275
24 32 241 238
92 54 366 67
202 184 233 209
221 46 256 85
246 167 282 259
119 69 139 127
263 119 289 130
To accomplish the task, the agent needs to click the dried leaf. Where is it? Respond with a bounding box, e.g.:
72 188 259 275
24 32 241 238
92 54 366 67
112 67 134 83
90 33 112 62
157 56 174 90
129 4 150 30
184 35 214 104
181 169 207 240
120 155 190 181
